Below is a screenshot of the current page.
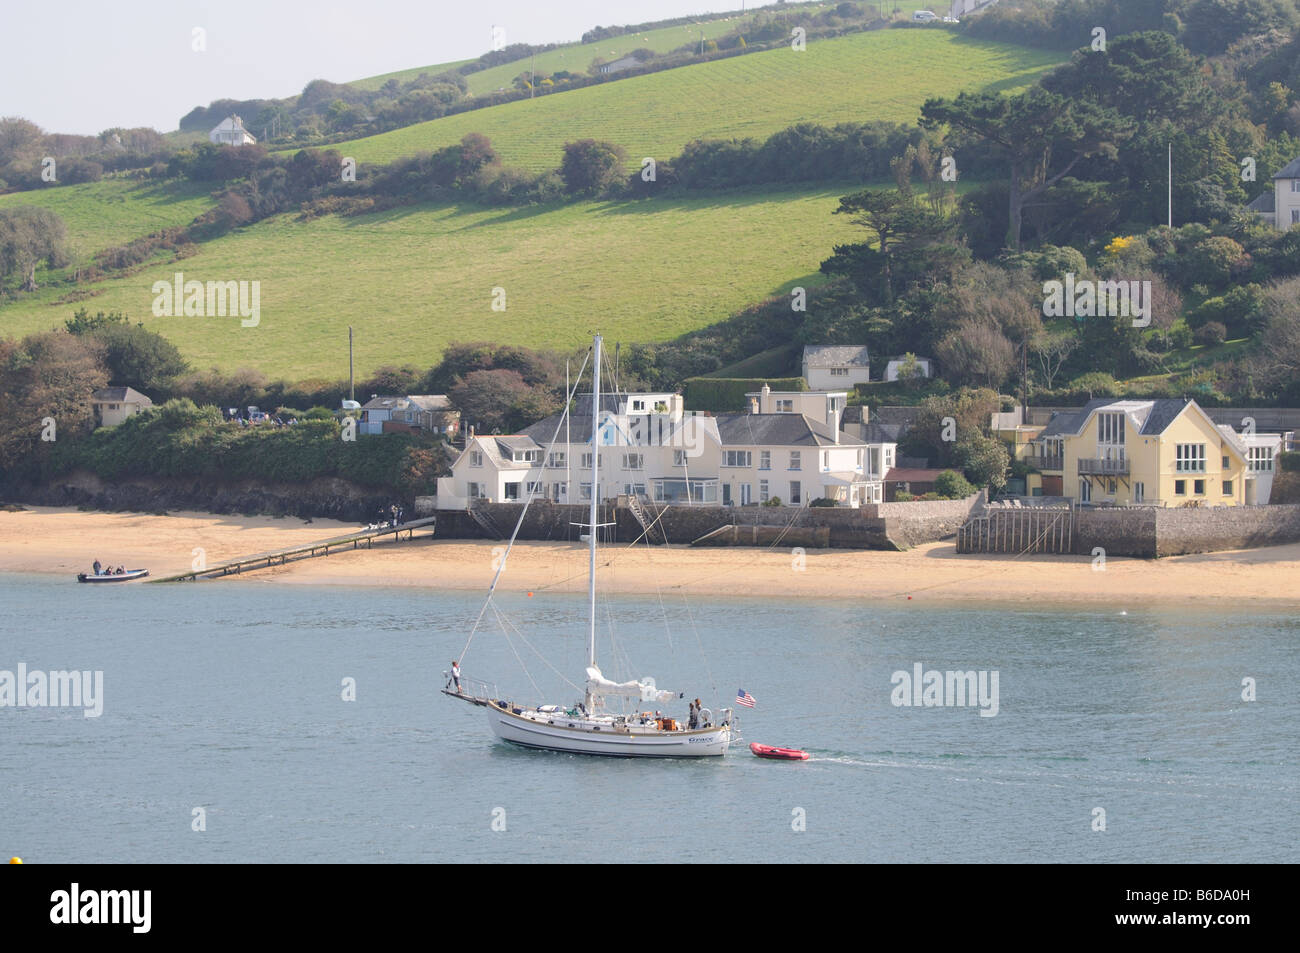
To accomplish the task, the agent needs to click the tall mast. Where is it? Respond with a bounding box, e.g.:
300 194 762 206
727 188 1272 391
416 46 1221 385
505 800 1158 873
588 334 602 673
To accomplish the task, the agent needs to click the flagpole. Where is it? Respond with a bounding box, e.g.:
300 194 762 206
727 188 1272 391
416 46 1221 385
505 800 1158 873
1168 143 1172 228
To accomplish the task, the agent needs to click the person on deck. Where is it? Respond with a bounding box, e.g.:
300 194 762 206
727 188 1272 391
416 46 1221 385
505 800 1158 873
93 560 102 576
688 699 699 729
451 660 462 693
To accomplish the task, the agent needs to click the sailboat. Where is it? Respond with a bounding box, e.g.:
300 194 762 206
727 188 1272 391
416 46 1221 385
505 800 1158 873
444 334 736 757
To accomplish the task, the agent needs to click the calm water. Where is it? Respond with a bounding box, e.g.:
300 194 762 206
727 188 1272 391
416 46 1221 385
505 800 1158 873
1 572 1296 863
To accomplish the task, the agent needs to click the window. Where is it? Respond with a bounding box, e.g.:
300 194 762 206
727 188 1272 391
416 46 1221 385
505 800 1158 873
504 482 521 501
759 480 769 503
579 483 593 501
512 449 541 464
581 453 593 470
631 399 645 411
622 453 643 470
624 483 646 497
830 367 849 377
1097 412 1125 445
1175 444 1206 472
673 449 687 467
1080 480 1091 502
884 447 894 469
1194 479 1205 495
526 481 543 495
1175 479 1186 495
789 451 801 470
1249 447 1274 472
1108 479 1117 494
470 451 483 467
723 450 752 467
759 451 771 470
776 399 794 413
856 449 864 471
789 481 801 505
467 482 481 499
1293 180 1300 192
1222 456 1230 469
1134 482 1144 503
739 483 752 505
1223 480 1233 496
822 451 830 470
552 482 567 500
1294 209 1300 225
547 452 567 468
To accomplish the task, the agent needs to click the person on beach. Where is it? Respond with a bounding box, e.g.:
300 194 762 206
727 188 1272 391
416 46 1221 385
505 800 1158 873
451 660 462 693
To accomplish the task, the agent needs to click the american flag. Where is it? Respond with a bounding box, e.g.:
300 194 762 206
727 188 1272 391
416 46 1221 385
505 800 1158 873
736 689 756 708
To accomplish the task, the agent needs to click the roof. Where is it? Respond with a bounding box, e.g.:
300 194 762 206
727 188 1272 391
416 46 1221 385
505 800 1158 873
802 345 870 367
91 386 152 404
1247 191 1276 213
1273 156 1300 179
1215 424 1248 459
407 394 452 412
886 467 948 482
716 413 866 448
1037 398 1192 439
860 422 902 443
518 394 622 444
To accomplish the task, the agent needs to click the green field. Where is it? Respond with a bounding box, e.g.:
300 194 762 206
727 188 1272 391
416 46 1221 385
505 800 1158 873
323 30 1063 172
0 177 215 265
347 4 840 95
0 186 864 380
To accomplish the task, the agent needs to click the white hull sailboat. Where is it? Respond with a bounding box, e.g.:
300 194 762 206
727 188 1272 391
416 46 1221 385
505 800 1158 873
445 334 735 757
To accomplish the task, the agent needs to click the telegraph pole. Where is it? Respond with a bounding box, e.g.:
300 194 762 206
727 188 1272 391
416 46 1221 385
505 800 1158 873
348 326 355 403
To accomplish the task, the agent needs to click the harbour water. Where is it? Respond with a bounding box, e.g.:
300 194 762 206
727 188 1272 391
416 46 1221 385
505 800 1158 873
2 573 1296 863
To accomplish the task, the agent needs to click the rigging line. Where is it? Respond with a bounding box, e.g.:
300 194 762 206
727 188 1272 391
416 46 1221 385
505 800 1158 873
495 608 582 693
457 347 593 665
492 602 543 699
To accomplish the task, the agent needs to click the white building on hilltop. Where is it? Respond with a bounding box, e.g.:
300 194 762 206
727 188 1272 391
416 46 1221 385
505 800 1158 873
209 115 257 147
1247 155 1300 229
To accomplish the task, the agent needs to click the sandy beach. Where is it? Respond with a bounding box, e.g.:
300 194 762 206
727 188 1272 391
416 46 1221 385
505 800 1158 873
2 504 1298 607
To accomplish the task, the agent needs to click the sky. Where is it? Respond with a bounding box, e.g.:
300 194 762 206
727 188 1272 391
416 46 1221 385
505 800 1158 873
0 0 779 135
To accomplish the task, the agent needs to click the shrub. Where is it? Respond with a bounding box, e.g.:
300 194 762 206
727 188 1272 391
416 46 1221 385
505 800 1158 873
808 497 837 507
933 469 976 499
1194 321 1227 346
1279 451 1300 473
763 496 782 506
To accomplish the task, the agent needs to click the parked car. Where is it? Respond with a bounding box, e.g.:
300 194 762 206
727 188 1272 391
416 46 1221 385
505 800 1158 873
912 10 938 22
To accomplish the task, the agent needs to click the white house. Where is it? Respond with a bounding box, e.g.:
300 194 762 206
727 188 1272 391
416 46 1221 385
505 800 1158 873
802 345 870 390
1242 431 1286 504
1247 155 1300 229
359 395 458 435
884 355 933 382
209 115 257 147
437 388 896 509
90 387 153 428
597 55 644 75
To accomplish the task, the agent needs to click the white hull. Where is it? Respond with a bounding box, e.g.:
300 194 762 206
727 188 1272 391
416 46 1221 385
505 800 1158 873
485 703 731 757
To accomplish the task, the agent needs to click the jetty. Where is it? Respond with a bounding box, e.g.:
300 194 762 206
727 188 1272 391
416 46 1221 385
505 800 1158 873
148 517 436 582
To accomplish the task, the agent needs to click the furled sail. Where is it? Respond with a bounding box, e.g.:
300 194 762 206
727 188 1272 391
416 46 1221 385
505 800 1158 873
585 666 675 703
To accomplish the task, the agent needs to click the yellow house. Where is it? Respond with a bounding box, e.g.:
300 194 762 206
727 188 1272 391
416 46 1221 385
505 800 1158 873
90 386 153 428
1029 399 1248 506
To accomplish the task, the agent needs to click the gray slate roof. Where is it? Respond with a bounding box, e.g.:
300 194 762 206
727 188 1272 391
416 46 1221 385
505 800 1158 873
802 345 870 367
1273 156 1300 179
518 394 622 444
91 386 152 404
716 413 864 448
1247 191 1276 212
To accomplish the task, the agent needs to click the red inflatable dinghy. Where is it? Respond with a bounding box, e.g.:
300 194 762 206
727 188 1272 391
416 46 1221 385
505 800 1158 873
750 742 809 761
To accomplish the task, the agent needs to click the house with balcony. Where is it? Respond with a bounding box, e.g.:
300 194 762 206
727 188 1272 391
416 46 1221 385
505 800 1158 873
435 388 895 509
1027 398 1251 506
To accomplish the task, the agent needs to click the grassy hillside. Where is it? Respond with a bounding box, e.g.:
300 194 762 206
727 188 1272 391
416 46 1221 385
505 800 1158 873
322 30 1063 172
347 3 849 95
0 177 215 264
0 186 865 380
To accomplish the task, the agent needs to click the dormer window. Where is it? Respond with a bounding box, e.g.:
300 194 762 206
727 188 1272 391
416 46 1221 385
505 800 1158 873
776 399 794 413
